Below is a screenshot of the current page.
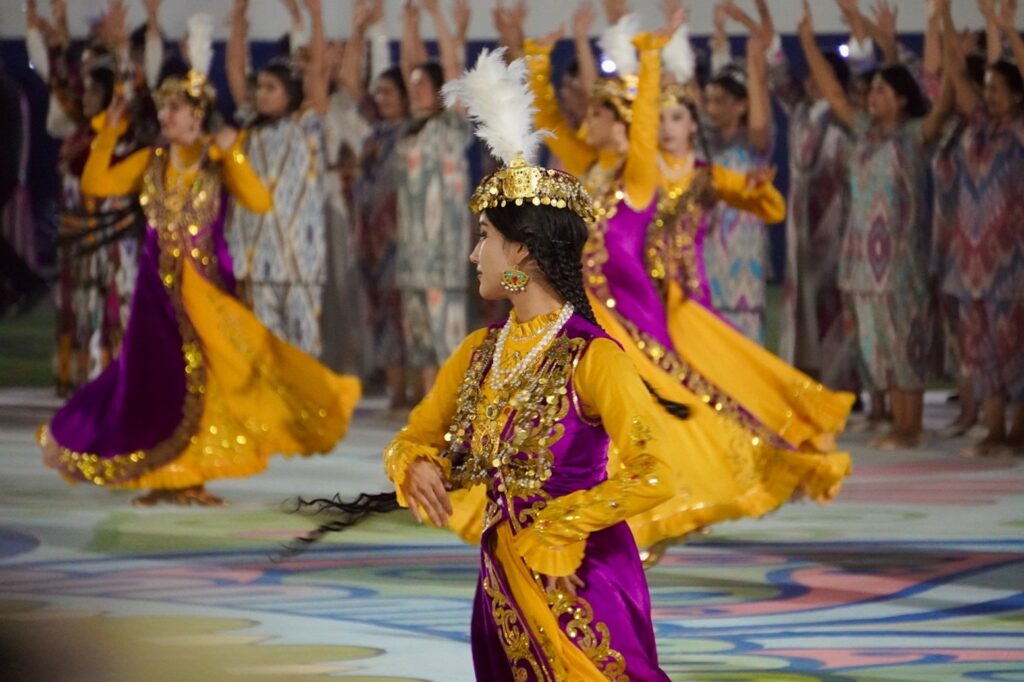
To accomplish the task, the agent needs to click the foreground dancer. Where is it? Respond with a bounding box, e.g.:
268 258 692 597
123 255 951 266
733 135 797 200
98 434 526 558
38 17 361 506
524 16 852 556
384 49 672 679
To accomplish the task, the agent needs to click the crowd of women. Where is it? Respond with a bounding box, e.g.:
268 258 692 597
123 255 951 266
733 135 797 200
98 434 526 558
2 0 1021 501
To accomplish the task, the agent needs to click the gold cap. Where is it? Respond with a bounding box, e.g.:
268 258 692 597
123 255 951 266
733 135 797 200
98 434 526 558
590 74 639 124
470 154 595 223
155 69 216 112
660 81 701 110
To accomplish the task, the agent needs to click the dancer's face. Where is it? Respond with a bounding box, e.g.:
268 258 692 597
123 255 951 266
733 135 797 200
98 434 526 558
983 69 1022 121
409 68 441 115
867 74 902 123
584 101 626 151
373 77 408 121
704 83 747 131
659 103 697 157
470 213 526 301
157 94 202 146
255 72 292 119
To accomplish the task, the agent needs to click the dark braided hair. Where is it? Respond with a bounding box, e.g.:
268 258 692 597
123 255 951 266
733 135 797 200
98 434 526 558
486 203 690 420
485 202 598 325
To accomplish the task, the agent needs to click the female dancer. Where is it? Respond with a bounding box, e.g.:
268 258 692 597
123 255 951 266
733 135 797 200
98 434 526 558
522 13 852 556
39 16 360 506
387 49 672 679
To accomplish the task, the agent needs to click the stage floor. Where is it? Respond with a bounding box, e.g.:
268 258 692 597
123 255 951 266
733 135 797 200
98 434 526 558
1 389 1021 681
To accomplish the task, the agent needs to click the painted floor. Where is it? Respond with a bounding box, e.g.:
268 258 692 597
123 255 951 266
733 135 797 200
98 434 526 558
1 388 1021 681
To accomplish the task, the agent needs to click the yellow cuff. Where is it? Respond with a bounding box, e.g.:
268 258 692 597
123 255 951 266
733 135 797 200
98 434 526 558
524 38 554 57
632 32 669 53
382 442 450 508
513 525 587 577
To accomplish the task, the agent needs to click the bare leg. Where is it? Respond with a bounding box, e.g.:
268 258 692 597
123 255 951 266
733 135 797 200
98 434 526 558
386 366 407 410
940 377 978 437
963 396 1010 457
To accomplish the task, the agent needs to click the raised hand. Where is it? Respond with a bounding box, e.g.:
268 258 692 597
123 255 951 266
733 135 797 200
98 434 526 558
453 0 471 39
420 0 441 16
655 3 687 39
106 95 128 129
871 0 898 42
281 0 302 24
572 1 595 39
602 0 630 24
544 573 586 596
996 0 1019 30
798 0 814 39
661 0 689 26
535 25 566 50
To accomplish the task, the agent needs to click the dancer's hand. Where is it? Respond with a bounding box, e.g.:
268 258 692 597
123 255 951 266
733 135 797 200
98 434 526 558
534 25 566 51
403 458 453 527
544 573 586 596
745 165 776 189
106 95 127 129
214 125 239 151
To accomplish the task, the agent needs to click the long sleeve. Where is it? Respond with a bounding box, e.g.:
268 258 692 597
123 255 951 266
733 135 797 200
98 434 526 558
80 118 151 197
384 329 489 506
524 39 597 178
513 338 674 575
212 133 272 214
622 33 667 210
710 164 786 224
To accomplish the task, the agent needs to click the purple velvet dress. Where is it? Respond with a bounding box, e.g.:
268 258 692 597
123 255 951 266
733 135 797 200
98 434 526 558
42 155 236 484
389 314 671 679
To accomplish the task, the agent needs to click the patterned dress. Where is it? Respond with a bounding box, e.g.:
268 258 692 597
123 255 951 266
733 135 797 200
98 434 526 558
840 114 937 392
931 120 967 382
768 48 858 389
395 111 473 370
229 109 327 358
945 109 1024 403
705 126 774 344
55 122 144 395
355 119 407 374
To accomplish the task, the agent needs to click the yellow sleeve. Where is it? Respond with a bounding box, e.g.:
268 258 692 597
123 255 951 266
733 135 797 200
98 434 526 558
211 132 273 214
710 164 786 224
524 39 597 178
80 121 151 198
383 328 489 507
513 338 674 576
622 33 668 210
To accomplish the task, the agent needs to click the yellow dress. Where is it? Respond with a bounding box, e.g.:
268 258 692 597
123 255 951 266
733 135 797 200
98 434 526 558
522 39 853 550
40 120 361 490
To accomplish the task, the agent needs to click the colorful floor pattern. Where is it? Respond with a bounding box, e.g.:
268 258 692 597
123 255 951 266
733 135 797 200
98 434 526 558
1 388 1022 681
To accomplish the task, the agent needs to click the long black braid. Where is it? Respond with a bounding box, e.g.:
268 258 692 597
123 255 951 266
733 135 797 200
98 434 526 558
487 203 690 420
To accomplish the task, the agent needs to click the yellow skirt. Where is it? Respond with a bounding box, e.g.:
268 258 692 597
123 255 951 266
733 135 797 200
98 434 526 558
592 282 852 548
119 258 361 490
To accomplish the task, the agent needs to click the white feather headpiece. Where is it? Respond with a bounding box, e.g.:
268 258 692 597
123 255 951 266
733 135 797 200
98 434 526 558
598 13 640 77
186 14 214 79
441 47 546 166
662 23 695 84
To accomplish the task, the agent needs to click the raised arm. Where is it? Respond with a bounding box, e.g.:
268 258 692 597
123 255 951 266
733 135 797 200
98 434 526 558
142 0 164 90
226 0 251 111
711 1 732 73
339 0 379 100
525 29 599 176
745 34 774 154
80 99 152 197
302 0 329 115
492 1 527 62
923 0 942 83
452 0 471 70
623 30 673 209
421 0 462 83
996 0 1024 83
979 0 1005 65
940 0 981 116
799 1 856 129
400 1 427 88
572 1 599 96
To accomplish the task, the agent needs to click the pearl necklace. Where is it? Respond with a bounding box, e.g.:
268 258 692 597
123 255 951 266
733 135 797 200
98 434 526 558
489 304 575 392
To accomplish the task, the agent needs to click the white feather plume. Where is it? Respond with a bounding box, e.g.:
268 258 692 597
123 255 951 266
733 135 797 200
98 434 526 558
662 23 695 84
186 13 214 79
441 48 547 166
598 13 640 77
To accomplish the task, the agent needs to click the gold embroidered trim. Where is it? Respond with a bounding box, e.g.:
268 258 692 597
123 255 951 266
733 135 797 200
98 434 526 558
43 152 222 485
545 587 628 680
649 167 715 301
482 552 554 682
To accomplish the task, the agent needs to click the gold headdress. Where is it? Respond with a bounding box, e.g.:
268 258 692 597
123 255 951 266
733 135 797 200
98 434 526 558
155 14 216 112
442 48 595 223
661 23 699 110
